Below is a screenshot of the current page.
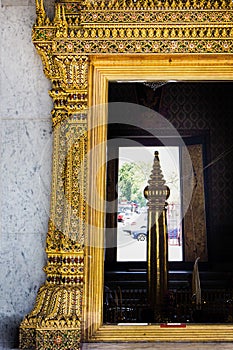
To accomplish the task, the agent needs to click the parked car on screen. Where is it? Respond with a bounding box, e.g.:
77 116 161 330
168 228 178 239
123 211 134 222
131 227 179 242
117 212 125 222
131 229 147 241
123 213 147 233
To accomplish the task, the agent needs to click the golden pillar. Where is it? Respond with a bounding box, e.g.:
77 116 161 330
146 151 169 322
20 1 89 349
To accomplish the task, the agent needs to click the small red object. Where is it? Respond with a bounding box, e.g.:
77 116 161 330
160 323 186 328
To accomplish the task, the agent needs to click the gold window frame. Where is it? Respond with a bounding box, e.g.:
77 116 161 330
85 54 233 342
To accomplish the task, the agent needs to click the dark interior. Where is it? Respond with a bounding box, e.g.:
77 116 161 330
104 81 233 324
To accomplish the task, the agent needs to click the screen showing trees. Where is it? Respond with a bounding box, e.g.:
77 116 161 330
117 146 182 262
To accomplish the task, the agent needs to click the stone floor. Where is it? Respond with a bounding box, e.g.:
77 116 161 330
5 342 233 350
82 343 233 349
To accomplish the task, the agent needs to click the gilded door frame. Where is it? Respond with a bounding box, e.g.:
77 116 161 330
85 54 233 342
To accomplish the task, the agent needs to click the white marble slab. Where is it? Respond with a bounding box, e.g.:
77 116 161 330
2 0 55 16
0 2 55 349
2 0 29 5
0 5 53 119
0 231 46 313
0 231 47 349
0 119 52 235
0 117 50 348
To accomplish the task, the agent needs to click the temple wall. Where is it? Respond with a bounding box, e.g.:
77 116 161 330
0 1 54 348
1 1 233 349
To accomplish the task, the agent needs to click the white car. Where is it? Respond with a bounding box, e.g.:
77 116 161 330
122 211 134 222
123 213 147 233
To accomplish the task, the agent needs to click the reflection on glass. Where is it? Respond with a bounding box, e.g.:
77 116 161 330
117 146 182 262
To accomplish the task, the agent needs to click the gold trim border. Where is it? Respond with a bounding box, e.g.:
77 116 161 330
84 53 233 342
91 324 233 342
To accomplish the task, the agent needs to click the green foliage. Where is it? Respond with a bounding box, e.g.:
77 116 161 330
118 161 151 207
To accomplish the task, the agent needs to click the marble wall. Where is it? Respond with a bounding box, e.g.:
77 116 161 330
0 1 55 349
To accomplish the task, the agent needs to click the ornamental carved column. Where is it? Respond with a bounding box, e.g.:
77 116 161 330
146 151 170 322
20 1 89 349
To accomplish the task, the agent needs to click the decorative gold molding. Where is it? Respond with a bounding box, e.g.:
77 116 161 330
32 0 233 56
20 3 90 346
84 55 233 342
89 323 233 342
19 0 233 348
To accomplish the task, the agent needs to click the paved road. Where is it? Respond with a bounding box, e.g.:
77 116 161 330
117 223 182 261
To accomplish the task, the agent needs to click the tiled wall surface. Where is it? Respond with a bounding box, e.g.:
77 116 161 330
0 1 54 349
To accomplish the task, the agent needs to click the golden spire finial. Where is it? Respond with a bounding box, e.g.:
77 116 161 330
35 0 40 12
58 4 61 20
35 0 47 26
62 4 67 23
54 3 62 23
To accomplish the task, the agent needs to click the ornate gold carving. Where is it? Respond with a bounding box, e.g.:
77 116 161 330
21 284 82 322
20 0 233 348
20 2 88 347
20 284 82 349
32 0 233 55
